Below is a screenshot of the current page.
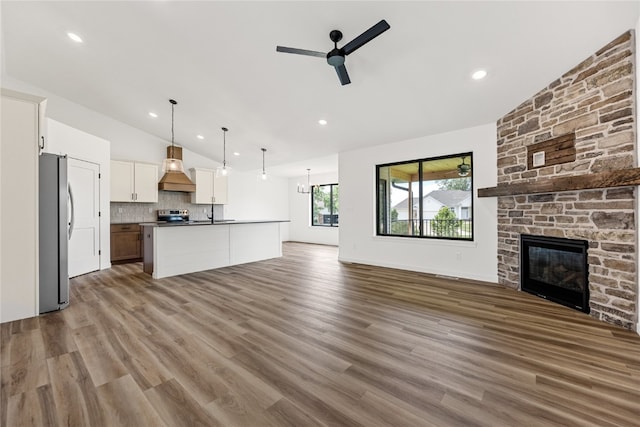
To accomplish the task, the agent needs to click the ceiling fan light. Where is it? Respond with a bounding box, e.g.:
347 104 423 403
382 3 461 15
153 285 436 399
276 19 390 86
457 157 471 177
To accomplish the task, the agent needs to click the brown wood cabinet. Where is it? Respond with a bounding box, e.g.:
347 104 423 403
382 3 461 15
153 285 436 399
110 223 142 264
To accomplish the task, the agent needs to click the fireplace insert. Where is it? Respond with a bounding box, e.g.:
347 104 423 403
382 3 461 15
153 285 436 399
520 234 589 313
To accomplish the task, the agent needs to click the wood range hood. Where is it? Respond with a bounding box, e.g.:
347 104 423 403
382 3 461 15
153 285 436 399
158 146 196 192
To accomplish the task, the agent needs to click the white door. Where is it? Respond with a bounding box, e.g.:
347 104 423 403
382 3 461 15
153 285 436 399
68 158 100 277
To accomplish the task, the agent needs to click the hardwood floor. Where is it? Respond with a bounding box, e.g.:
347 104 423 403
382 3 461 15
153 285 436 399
2 242 640 426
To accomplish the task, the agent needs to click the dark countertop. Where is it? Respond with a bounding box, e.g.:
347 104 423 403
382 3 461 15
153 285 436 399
139 219 290 227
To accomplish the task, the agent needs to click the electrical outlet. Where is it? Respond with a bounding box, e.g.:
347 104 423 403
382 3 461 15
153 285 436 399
456 252 462 261
118 208 123 213
203 208 207 213
533 151 545 167
148 207 153 213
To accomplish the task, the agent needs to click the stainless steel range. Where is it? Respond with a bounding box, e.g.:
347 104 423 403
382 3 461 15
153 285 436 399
157 209 189 223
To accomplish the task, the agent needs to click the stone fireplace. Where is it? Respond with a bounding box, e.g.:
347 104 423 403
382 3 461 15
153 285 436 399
487 31 637 330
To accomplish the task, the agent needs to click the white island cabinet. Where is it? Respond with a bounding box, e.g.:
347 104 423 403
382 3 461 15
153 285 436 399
142 221 286 279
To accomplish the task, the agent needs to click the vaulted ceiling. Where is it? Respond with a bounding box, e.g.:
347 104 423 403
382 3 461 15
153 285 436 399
2 1 638 175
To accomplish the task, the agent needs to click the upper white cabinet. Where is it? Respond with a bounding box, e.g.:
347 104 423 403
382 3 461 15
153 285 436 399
190 168 228 204
1 89 46 322
134 162 159 202
190 168 214 204
111 160 134 201
214 171 228 204
110 160 158 203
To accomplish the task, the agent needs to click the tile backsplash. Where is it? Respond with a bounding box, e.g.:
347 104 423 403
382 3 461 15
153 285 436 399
111 191 224 223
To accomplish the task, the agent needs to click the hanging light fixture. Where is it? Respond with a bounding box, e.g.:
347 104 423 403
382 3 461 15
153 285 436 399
216 127 231 177
162 99 185 173
260 148 268 181
457 156 471 177
297 169 312 194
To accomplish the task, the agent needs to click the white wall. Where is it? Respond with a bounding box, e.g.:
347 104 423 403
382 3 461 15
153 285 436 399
46 119 111 270
2 76 290 241
225 173 290 241
338 123 498 283
0 90 45 322
288 171 339 246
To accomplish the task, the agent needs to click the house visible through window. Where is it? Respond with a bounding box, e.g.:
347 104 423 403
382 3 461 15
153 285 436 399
376 153 473 240
312 184 339 227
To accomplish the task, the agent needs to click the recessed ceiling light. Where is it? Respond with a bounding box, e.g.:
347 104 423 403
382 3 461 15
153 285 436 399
471 69 487 80
197 135 204 140
233 152 240 156
67 32 83 43
318 119 327 125
148 112 158 118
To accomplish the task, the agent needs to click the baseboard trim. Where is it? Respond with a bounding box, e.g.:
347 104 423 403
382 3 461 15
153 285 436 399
337 255 498 285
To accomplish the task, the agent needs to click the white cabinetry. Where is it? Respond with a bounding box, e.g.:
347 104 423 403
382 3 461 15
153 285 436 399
190 168 228 204
133 162 158 202
110 160 158 203
1 89 46 322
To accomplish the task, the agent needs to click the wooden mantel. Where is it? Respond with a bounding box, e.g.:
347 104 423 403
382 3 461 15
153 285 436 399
477 168 640 198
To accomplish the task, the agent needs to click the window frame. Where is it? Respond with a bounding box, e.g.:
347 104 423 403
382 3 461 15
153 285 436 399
375 152 473 241
311 183 339 227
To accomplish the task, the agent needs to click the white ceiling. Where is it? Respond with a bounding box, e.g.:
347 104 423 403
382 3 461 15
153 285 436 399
2 1 638 176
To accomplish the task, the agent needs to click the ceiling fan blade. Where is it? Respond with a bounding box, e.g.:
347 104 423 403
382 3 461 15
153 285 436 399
335 65 351 85
342 19 390 56
276 46 326 58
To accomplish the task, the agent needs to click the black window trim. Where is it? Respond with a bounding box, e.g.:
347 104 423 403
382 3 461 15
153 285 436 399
311 183 339 227
376 151 474 241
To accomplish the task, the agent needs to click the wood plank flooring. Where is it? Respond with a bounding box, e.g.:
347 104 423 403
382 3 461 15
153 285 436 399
2 242 640 426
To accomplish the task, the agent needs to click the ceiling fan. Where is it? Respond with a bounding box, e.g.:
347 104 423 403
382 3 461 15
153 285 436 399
276 19 390 86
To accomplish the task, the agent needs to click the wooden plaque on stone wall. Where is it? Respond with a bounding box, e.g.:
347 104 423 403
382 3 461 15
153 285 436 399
527 132 576 169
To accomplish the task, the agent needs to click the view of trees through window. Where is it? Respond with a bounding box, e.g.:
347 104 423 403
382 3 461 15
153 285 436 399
377 153 473 240
312 184 339 227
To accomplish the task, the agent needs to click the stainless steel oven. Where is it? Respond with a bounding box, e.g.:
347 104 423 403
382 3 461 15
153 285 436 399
157 209 189 223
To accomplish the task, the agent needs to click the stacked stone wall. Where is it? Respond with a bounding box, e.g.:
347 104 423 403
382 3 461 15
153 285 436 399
496 31 637 329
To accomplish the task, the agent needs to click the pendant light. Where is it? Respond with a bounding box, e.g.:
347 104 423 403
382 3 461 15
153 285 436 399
259 148 268 181
297 169 312 194
161 99 185 173
216 127 231 177
457 156 471 177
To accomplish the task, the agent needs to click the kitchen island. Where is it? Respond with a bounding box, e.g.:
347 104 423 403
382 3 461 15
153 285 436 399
142 220 288 279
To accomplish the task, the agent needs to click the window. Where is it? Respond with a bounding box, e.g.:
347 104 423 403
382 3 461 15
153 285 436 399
312 184 339 227
376 152 473 240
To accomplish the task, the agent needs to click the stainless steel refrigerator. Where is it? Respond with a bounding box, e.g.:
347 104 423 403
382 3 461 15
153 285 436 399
39 153 71 313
